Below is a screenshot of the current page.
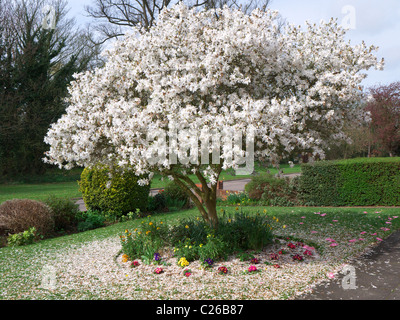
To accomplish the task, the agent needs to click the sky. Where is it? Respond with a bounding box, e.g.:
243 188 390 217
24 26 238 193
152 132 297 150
65 0 400 90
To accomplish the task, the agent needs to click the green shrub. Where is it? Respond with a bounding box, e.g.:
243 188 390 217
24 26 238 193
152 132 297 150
220 192 253 206
77 210 106 232
79 165 150 217
43 195 80 231
7 227 37 247
162 181 191 209
298 157 400 206
147 193 167 212
245 173 299 206
218 211 273 251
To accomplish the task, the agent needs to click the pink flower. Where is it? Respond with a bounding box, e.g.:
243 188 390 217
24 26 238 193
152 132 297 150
287 242 296 249
376 237 383 241
131 260 140 267
301 216 306 219
371 233 377 236
320 213 326 217
304 249 313 256
381 227 390 231
248 265 258 272
348 239 357 243
270 253 279 260
360 231 367 235
328 273 335 279
154 267 163 274
299 222 304 225
250 258 260 264
332 220 338 222
359 238 365 241
330 243 338 247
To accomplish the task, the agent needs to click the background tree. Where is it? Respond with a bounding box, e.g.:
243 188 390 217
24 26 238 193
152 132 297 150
365 82 400 157
0 0 101 179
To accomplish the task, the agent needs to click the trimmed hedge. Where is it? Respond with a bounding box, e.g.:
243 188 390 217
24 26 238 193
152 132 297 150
298 157 400 206
79 165 150 216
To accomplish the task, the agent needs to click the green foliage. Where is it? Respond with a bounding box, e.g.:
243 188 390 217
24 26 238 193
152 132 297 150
298 157 400 206
218 192 253 206
162 181 191 209
77 210 106 232
119 210 274 264
0 8 94 180
43 195 80 231
236 251 255 262
218 211 274 251
147 193 167 212
7 227 37 247
245 173 299 206
120 218 168 262
79 165 150 217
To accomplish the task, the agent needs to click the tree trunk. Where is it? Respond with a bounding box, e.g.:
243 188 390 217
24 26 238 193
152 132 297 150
171 166 221 229
203 184 218 229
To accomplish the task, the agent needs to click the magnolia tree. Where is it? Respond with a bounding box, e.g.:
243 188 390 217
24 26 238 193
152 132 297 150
44 4 383 228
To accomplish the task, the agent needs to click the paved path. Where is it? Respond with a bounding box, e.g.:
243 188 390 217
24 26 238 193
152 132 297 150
297 230 400 300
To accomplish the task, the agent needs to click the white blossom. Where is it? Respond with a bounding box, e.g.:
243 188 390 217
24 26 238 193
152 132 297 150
44 4 383 180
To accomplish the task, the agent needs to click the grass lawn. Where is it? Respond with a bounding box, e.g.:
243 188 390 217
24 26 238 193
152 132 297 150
1 205 399 300
0 181 82 204
0 163 301 203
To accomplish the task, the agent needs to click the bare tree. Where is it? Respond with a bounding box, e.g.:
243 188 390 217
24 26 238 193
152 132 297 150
85 0 279 45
